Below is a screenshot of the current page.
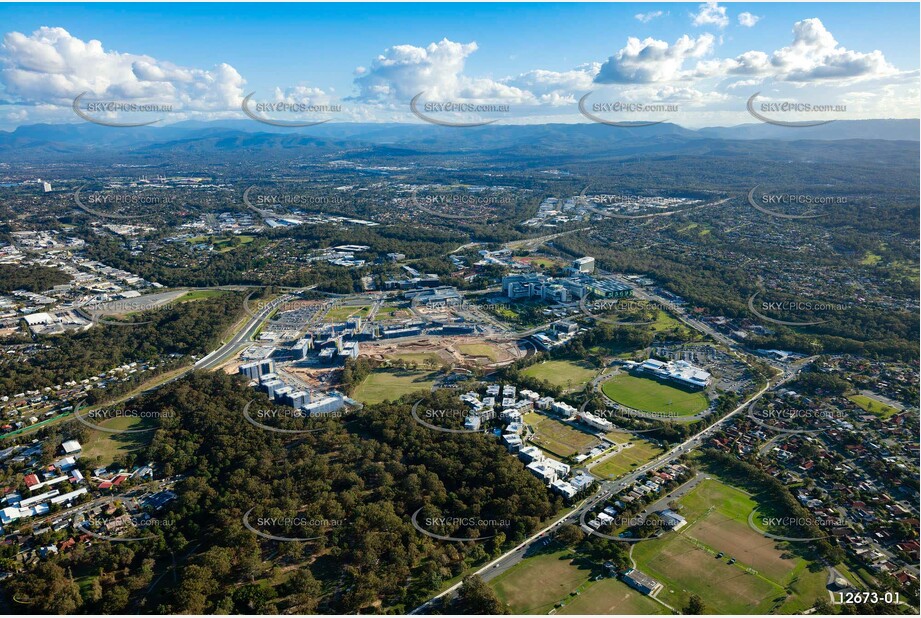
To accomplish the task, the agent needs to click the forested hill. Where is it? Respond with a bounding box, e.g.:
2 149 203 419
2 372 560 614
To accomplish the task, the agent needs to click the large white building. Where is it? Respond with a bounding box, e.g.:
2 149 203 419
526 461 557 484
578 410 613 432
636 358 711 390
302 394 345 416
572 256 595 274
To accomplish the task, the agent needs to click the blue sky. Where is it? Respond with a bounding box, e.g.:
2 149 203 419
0 2 918 128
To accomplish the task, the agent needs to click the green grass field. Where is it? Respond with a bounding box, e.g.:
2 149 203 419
601 373 708 416
632 532 782 613
528 417 601 458
178 289 227 302
187 235 255 252
522 359 598 391
351 369 437 405
490 548 595 614
324 304 372 322
80 414 155 465
514 256 565 269
591 301 696 339
387 352 444 368
847 394 900 419
649 310 695 337
374 304 408 320
490 545 669 615
457 343 499 361
631 478 831 614
557 577 669 615
486 305 520 321
591 439 664 479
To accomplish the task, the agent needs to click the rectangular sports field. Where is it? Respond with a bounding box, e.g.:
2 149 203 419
521 359 598 391
632 477 831 614
557 577 669 615
491 547 670 615
527 417 601 458
632 532 782 613
490 548 590 614
351 369 437 405
591 438 664 479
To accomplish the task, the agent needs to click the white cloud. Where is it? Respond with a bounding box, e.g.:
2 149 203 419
270 85 333 106
616 83 729 106
635 11 666 24
351 38 602 109
351 38 535 105
0 18 914 128
0 27 245 110
595 34 715 84
505 64 598 105
692 2 729 29
770 18 896 82
738 12 761 28
694 19 897 84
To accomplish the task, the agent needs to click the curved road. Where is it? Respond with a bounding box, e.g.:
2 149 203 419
409 358 810 614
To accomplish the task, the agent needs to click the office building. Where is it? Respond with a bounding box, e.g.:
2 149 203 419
239 359 276 380
572 256 595 274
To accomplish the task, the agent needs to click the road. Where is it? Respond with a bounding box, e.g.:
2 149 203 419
409 356 811 614
504 227 590 252
407 265 807 613
194 293 293 370
408 504 582 614
3 290 295 442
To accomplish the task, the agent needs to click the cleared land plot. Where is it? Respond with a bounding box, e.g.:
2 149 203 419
514 256 566 270
186 235 255 252
528 417 601 459
457 343 499 361
522 359 598 391
557 577 668 615
351 369 437 405
649 310 694 336
374 305 410 321
605 430 632 444
178 289 227 302
386 352 444 368
847 394 900 419
601 373 708 416
324 304 372 322
591 439 664 479
491 549 590 614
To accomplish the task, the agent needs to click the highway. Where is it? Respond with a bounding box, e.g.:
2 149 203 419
194 293 294 370
3 290 295 442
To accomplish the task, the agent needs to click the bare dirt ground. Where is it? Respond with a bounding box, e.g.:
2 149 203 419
280 365 343 390
360 335 524 368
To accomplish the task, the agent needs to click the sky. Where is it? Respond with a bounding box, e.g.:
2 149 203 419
0 2 918 129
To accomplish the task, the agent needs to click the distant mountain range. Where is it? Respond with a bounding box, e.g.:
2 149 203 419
0 119 917 161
